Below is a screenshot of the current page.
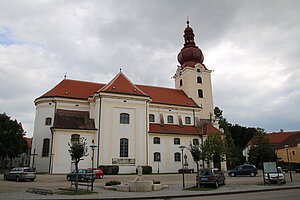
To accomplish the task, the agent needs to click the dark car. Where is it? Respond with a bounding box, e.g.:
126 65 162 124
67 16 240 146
66 169 96 181
196 168 225 188
228 164 258 177
4 167 36 182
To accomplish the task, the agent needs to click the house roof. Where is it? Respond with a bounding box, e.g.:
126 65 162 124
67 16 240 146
53 109 96 130
247 131 300 146
203 123 223 134
99 72 148 97
38 76 199 108
276 133 300 149
149 124 202 135
23 137 32 149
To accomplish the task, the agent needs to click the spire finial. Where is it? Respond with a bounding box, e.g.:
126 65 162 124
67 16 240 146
120 68 122 72
64 72 67 79
186 16 190 27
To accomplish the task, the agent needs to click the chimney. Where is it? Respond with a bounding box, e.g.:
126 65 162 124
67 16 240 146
280 129 284 132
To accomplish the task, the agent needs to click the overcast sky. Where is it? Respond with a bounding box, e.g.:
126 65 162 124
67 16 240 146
1 0 299 137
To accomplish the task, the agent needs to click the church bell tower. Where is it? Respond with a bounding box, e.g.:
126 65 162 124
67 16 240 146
173 21 214 120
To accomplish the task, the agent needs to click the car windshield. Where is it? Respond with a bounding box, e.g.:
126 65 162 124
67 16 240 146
24 168 35 172
199 170 212 175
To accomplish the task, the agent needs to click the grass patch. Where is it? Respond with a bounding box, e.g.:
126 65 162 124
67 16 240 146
56 190 98 195
183 186 216 191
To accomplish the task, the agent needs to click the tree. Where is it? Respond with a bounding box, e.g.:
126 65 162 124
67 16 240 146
248 129 277 168
68 137 88 193
201 133 227 170
189 143 202 187
0 113 27 170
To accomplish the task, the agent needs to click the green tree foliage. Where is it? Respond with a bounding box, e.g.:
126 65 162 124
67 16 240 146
189 143 202 187
200 133 227 170
248 129 277 167
0 113 27 169
68 137 88 193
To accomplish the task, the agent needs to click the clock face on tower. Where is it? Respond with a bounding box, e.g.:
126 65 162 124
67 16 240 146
196 67 201 74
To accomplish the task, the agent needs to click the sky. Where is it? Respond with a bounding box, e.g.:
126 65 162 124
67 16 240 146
0 0 300 137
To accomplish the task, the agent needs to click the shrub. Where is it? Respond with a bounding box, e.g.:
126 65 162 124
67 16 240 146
136 166 152 174
153 180 161 184
105 180 121 186
99 165 119 175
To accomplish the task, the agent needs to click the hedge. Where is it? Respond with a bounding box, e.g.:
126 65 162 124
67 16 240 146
99 165 119 175
136 166 152 174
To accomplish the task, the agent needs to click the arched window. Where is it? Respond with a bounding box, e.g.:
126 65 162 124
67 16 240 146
198 89 203 98
193 139 199 146
154 152 161 162
167 115 174 123
42 138 50 157
180 79 183 86
71 134 80 142
45 117 52 125
174 138 180 145
174 152 181 161
149 114 155 122
197 76 202 83
185 117 191 124
153 137 160 144
120 113 130 124
120 138 128 157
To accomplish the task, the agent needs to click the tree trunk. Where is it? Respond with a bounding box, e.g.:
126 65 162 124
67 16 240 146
196 161 201 188
75 161 79 193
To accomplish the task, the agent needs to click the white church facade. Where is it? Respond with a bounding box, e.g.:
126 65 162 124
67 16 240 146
31 21 225 174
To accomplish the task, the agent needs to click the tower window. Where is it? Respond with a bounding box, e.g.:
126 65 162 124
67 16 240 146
180 79 183 86
120 113 130 124
197 76 202 83
154 152 161 162
149 114 155 122
42 138 50 157
167 115 174 123
174 138 180 145
185 117 191 124
198 89 203 98
174 152 181 161
153 137 160 144
45 117 52 125
120 138 128 157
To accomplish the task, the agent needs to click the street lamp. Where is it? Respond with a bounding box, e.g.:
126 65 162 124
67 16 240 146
284 145 293 182
90 144 97 191
179 145 186 188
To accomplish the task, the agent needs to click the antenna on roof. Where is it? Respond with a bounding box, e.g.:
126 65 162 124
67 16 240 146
64 73 67 79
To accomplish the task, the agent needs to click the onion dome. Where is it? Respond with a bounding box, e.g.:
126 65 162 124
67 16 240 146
177 20 204 69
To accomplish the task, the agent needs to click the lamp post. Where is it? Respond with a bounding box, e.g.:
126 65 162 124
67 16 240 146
284 145 293 182
90 144 97 191
179 145 186 188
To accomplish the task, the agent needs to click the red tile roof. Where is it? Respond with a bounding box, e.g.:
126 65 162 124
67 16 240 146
99 72 148 96
38 76 199 107
276 133 300 149
149 124 202 135
248 131 300 146
203 123 223 134
23 137 32 148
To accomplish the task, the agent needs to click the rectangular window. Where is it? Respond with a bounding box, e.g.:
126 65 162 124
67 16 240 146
45 117 52 125
174 153 181 161
42 138 50 157
198 89 203 98
154 152 161 162
120 138 128 157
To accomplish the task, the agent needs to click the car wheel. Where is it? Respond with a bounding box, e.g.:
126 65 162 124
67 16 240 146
230 173 235 177
4 175 7 180
30 178 35 182
99 174 103 179
250 172 255 177
16 176 20 182
67 176 71 181
223 179 226 185
215 181 219 188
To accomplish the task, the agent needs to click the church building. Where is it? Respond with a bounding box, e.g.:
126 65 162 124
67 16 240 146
31 21 224 174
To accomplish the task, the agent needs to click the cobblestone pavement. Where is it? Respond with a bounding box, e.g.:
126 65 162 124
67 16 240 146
0 171 300 199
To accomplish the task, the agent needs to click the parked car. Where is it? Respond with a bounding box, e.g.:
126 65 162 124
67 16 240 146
264 167 286 184
196 168 225 188
228 164 258 177
4 167 36 182
87 168 104 179
66 169 96 181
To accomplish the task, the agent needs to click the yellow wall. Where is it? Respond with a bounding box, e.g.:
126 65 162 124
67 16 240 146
276 145 300 163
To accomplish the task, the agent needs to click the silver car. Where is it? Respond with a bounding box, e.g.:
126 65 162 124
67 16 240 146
4 167 36 182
